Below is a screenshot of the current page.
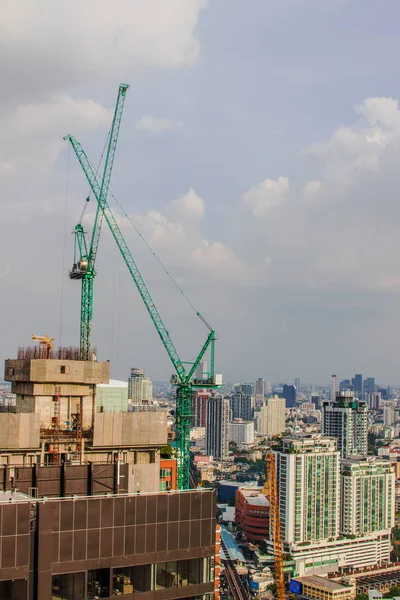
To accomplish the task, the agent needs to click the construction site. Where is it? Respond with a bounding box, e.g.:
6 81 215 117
0 83 222 600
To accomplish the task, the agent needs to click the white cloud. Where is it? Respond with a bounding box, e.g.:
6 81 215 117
134 116 183 134
306 97 400 191
242 176 289 217
171 188 205 222
191 240 242 272
302 180 321 201
0 1 208 103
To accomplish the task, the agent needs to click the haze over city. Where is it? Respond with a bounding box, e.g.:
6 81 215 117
2 1 400 383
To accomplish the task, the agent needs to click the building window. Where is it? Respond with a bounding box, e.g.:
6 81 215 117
52 573 84 600
112 565 151 594
87 569 109 599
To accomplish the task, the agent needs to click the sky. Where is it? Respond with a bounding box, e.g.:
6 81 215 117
2 0 400 385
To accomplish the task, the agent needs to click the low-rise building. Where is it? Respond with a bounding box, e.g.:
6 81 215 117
235 487 269 542
291 575 355 600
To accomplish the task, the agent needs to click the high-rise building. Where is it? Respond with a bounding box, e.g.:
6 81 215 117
230 390 254 421
339 379 353 392
364 377 376 395
258 396 286 436
340 456 395 537
384 406 396 427
229 419 255 446
192 390 209 427
310 394 320 410
128 368 153 403
255 378 265 397
194 360 207 380
265 380 272 395
331 374 338 401
354 374 363 399
282 384 296 408
272 434 392 576
275 434 340 547
322 391 368 458
367 392 381 410
295 378 300 392
255 378 265 408
206 395 229 460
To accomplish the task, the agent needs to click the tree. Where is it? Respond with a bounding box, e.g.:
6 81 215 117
355 594 368 600
201 480 213 488
385 585 400 598
160 444 173 459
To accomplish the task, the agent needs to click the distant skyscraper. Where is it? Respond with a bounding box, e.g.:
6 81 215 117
339 379 352 392
265 380 272 395
295 378 300 392
194 361 208 380
282 384 296 408
128 368 153 403
192 390 209 427
310 394 320 410
354 374 363 399
258 396 286 436
229 419 255 446
322 391 368 458
331 374 338 400
340 456 394 536
206 395 229 460
255 378 265 397
230 386 254 421
364 377 376 395
384 406 396 427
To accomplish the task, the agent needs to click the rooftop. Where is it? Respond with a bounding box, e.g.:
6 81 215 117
220 526 246 562
294 575 351 592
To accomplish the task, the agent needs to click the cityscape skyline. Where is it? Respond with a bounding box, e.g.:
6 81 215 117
3 3 400 383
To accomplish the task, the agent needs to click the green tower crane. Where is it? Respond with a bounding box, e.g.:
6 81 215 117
68 83 129 360
64 119 221 490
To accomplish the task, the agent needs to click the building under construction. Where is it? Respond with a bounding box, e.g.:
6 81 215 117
0 345 218 600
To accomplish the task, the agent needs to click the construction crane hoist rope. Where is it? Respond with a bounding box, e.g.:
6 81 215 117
64 83 222 490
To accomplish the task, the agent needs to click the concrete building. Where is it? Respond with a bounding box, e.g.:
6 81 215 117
192 390 209 428
384 406 396 427
340 456 395 536
258 395 286 436
206 395 229 460
273 434 392 576
322 391 368 458
291 575 355 600
0 488 216 600
228 419 254 446
275 434 340 548
230 391 254 421
255 378 265 407
195 360 208 380
331 375 338 401
235 487 269 542
128 367 152 404
283 384 296 408
96 379 128 412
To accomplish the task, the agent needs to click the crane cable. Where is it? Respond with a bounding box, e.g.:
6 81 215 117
77 132 213 333
109 188 213 332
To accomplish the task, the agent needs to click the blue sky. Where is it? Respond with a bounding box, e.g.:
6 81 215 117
2 0 400 384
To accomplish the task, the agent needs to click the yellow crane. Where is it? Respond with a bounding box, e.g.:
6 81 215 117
263 451 285 600
31 334 54 358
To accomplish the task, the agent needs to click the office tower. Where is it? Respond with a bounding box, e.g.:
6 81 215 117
322 391 368 458
194 360 207 380
255 378 265 407
128 368 153 403
206 395 229 460
275 434 340 546
230 390 254 421
192 390 209 427
229 419 255 446
354 374 363 399
310 394 320 410
340 457 395 536
384 406 396 427
367 392 381 410
295 378 300 392
339 379 353 392
331 374 337 401
364 377 376 395
241 383 254 396
282 384 296 408
258 396 286 436
265 380 272 395
255 378 265 397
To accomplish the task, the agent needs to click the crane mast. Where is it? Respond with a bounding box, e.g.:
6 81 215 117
65 108 220 489
264 451 285 600
68 83 129 360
